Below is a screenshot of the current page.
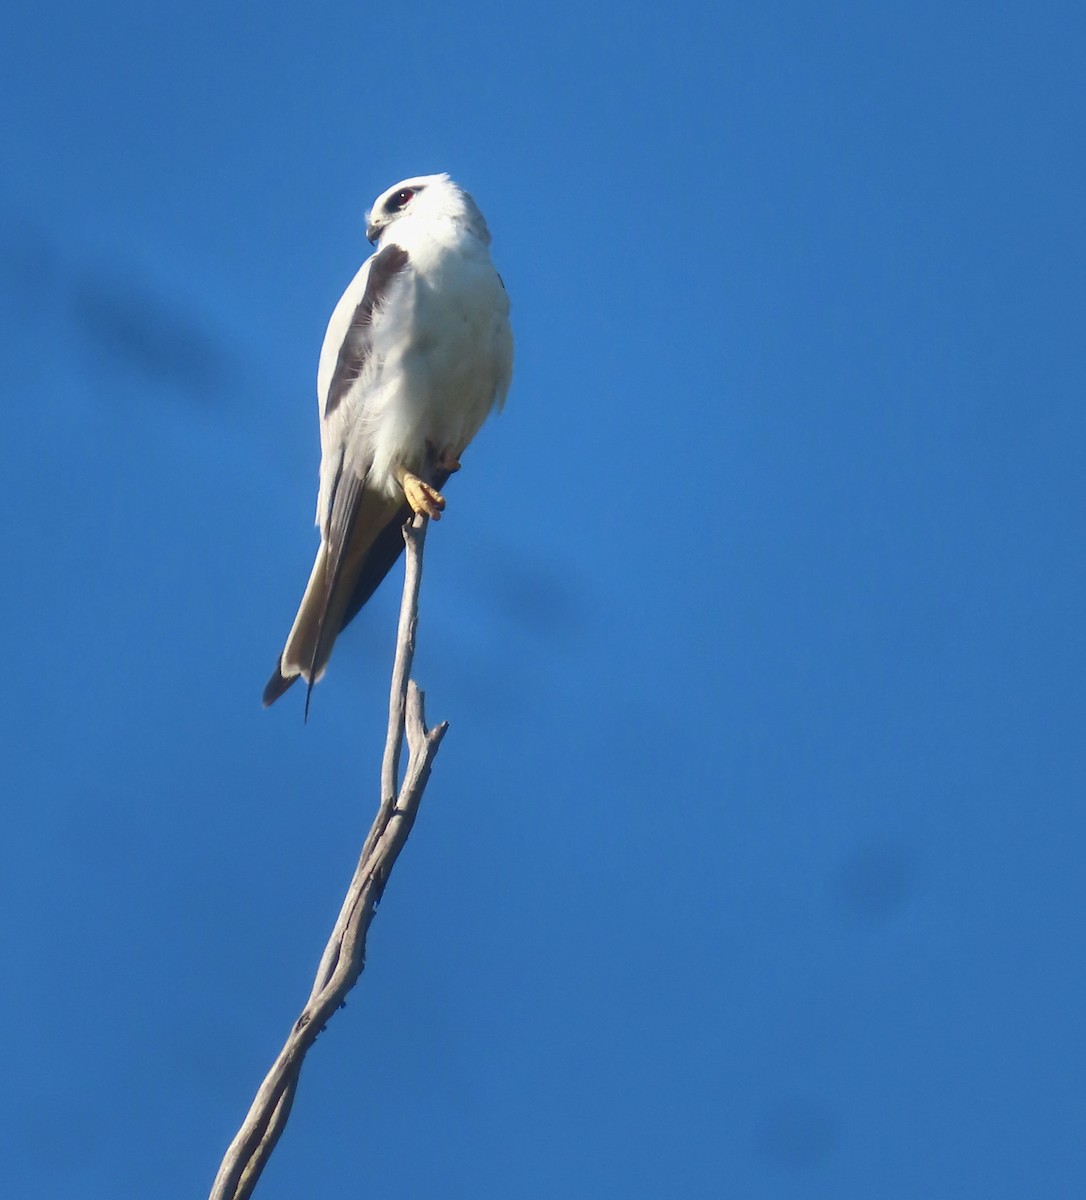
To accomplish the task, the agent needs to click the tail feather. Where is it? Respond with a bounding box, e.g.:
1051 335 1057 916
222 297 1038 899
262 662 298 706
262 546 329 708
262 496 401 709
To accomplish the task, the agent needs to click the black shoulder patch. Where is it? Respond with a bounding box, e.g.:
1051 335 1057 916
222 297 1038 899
324 244 410 417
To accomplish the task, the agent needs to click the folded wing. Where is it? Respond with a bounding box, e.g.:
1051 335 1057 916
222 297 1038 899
263 244 413 710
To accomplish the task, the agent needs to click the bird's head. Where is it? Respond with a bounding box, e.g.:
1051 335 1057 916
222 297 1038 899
364 173 491 247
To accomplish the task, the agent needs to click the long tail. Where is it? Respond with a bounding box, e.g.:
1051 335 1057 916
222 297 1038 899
262 546 330 706
263 463 452 711
262 501 398 709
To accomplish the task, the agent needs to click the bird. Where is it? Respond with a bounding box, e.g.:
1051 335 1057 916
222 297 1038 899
263 173 513 711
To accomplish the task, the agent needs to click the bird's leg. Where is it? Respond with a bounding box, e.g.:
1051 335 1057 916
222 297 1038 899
395 463 446 520
425 439 462 476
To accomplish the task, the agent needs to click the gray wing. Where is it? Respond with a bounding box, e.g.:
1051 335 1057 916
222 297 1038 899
263 244 412 711
323 243 410 419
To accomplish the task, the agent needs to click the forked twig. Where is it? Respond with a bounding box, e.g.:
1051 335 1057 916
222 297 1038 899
210 514 447 1200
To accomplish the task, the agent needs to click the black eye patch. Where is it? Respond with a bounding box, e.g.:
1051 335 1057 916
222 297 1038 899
385 187 418 214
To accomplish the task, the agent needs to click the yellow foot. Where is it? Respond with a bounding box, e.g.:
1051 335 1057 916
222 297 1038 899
397 468 446 519
437 451 462 474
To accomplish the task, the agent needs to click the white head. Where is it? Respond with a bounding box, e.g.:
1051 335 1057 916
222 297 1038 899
364 173 491 248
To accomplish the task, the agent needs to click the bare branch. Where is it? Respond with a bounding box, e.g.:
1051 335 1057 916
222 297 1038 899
210 514 445 1200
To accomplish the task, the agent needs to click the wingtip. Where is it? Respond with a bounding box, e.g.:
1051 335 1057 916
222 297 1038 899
262 661 299 708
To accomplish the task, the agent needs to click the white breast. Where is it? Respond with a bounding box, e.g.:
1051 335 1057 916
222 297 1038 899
314 211 512 529
360 232 512 498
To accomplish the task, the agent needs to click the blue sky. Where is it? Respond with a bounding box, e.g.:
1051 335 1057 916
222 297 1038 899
2 1 1084 1196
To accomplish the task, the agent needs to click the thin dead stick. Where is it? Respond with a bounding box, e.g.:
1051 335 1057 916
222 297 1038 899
210 514 447 1200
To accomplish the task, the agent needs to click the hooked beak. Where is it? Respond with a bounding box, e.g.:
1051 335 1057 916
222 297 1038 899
366 221 380 245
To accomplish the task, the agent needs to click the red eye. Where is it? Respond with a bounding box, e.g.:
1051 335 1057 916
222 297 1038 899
392 188 414 210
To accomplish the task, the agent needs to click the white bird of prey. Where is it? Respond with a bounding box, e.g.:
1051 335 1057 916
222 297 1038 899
263 173 513 710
